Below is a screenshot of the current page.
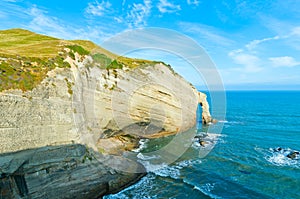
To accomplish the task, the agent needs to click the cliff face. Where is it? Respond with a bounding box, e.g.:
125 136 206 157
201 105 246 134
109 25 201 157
0 144 146 198
0 50 211 154
0 29 213 198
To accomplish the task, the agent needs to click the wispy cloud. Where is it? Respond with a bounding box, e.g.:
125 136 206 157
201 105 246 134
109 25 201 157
187 0 200 7
244 24 300 52
85 0 112 17
27 5 113 43
178 22 234 46
269 56 300 67
2 0 22 2
126 0 152 28
0 1 27 21
28 6 74 39
0 10 6 19
291 26 300 37
246 36 280 51
228 49 263 73
157 0 181 14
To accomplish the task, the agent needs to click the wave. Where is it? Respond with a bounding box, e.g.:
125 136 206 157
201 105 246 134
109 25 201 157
189 182 221 199
264 147 300 168
192 133 224 149
132 139 149 153
218 120 228 123
217 120 244 125
104 174 157 199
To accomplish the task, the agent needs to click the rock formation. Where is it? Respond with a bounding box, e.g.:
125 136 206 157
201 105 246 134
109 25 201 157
0 144 146 198
198 92 213 124
0 52 212 154
0 29 214 198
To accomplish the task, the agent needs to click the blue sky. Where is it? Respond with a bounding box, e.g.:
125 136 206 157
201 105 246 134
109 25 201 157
1 0 300 90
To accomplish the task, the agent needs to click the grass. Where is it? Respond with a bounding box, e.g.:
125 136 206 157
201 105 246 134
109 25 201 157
0 28 171 92
0 29 61 58
0 53 70 91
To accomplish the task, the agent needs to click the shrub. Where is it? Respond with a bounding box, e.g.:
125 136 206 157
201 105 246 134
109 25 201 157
67 45 90 55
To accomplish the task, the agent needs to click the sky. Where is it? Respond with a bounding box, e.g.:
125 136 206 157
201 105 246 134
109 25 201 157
0 0 300 90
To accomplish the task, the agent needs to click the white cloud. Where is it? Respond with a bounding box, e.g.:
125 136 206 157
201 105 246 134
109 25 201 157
126 0 152 28
246 35 280 51
28 6 72 38
0 10 6 18
2 0 21 2
178 22 234 46
228 50 263 73
157 0 181 14
290 26 300 37
269 56 300 67
187 0 200 6
85 0 112 17
27 6 113 43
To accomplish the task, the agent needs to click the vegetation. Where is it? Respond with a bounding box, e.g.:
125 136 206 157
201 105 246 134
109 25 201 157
0 53 70 91
92 53 112 68
0 28 172 92
67 45 90 56
117 56 157 68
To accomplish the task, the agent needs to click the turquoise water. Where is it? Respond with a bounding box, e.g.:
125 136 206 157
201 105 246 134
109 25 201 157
106 91 300 199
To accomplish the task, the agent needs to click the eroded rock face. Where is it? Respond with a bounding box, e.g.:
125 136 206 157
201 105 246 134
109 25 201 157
0 53 212 154
0 144 146 199
197 92 212 124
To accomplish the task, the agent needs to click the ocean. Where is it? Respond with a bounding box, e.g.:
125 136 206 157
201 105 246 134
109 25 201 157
105 91 300 199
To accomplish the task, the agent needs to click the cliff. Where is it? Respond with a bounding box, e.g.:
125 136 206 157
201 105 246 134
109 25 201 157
0 29 213 198
0 144 146 198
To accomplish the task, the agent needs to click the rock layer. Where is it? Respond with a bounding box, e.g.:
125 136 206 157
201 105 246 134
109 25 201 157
0 144 146 199
0 52 212 154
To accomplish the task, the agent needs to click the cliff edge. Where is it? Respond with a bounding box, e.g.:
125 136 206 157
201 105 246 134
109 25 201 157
0 29 213 198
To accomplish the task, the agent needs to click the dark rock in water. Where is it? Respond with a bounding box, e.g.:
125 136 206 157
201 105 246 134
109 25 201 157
199 140 207 147
273 147 283 152
287 151 299 160
194 134 208 140
0 144 146 199
194 134 211 147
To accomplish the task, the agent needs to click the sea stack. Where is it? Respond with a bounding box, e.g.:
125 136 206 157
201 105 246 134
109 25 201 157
198 92 213 124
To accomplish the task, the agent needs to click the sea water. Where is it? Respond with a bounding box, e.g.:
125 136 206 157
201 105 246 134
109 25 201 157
105 91 300 199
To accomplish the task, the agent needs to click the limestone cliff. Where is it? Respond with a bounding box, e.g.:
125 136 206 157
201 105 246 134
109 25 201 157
0 29 213 198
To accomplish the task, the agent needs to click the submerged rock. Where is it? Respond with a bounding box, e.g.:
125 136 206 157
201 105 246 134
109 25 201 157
0 144 146 199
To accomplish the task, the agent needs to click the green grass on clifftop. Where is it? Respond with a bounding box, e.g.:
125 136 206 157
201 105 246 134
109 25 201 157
0 28 169 92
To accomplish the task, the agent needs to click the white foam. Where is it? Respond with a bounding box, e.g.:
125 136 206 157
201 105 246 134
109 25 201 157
152 165 181 179
137 153 158 160
138 160 168 172
218 120 229 123
104 174 157 199
183 180 221 199
266 147 300 168
192 133 224 150
176 159 202 168
132 139 149 152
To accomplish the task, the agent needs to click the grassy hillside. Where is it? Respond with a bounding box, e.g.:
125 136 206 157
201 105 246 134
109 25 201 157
0 28 158 92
